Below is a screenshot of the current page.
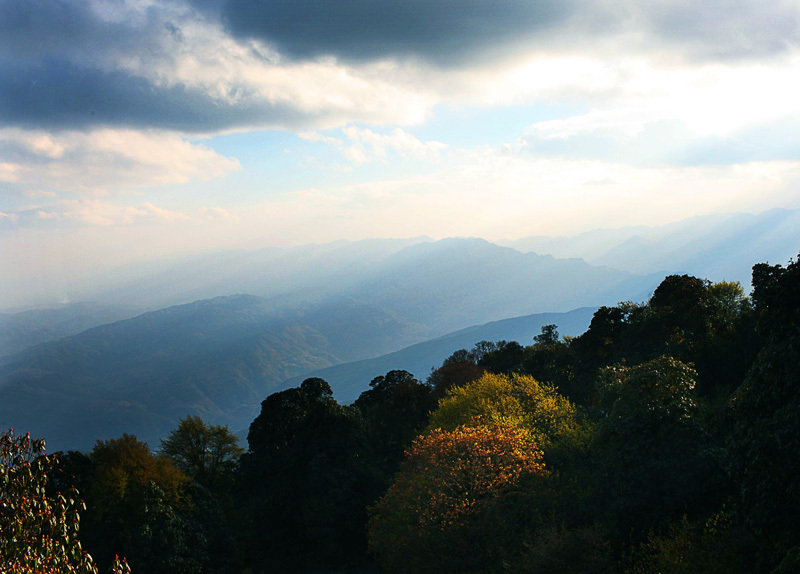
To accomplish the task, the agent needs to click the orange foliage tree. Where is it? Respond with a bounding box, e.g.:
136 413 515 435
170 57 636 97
368 421 545 572
0 429 130 574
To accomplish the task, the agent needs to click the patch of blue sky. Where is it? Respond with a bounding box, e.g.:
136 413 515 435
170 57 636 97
412 101 589 147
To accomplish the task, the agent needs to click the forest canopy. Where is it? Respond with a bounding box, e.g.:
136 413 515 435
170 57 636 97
2 255 799 573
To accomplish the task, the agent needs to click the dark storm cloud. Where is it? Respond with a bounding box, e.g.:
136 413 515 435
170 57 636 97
208 0 800 64
1 0 799 135
0 0 162 61
0 59 316 132
212 0 576 64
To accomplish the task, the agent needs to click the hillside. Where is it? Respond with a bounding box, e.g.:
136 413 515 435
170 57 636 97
0 240 663 452
279 307 596 403
0 302 145 357
0 294 427 451
80 238 658 329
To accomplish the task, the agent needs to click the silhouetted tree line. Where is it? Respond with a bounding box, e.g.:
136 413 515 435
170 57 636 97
3 254 800 573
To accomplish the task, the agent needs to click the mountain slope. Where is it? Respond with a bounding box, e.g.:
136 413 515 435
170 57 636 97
1 239 663 452
0 294 427 451
82 237 658 328
348 238 657 333
0 302 145 357
279 307 597 403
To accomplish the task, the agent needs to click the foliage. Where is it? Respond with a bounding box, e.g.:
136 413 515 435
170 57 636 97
239 378 378 571
592 357 720 536
729 255 800 567
355 370 436 473
477 340 525 374
159 415 243 490
0 429 130 574
566 276 756 400
368 421 545 573
427 360 486 397
428 372 580 453
523 324 578 400
89 434 189 521
625 512 752 574
502 523 615 574
83 434 200 573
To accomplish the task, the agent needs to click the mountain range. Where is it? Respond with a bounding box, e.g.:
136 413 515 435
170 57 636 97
0 208 794 452
0 238 654 451
499 207 800 286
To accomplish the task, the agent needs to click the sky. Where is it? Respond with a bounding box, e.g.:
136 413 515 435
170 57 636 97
2 0 800 308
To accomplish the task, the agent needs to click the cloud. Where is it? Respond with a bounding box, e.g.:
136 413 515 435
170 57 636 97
242 147 800 242
0 198 238 230
639 0 800 61
512 54 800 166
210 0 800 65
198 206 238 221
3 0 798 140
212 0 574 65
338 126 446 165
0 128 240 194
0 0 438 134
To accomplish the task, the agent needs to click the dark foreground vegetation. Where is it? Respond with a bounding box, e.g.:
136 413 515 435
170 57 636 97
2 254 799 573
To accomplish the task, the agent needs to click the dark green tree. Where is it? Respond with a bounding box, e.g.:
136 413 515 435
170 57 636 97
592 357 721 538
159 415 243 491
729 255 800 568
354 370 436 474
238 378 378 571
478 340 525 374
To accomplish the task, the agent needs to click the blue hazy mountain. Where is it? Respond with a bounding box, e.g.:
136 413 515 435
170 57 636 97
0 294 428 452
278 307 597 404
500 208 800 287
0 239 659 452
0 302 146 357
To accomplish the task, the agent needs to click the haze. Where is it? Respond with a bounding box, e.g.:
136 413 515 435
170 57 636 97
2 0 800 308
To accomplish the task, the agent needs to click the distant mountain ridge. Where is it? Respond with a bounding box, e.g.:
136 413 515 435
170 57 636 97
0 302 146 358
499 208 800 286
0 294 428 451
279 307 597 403
0 239 660 452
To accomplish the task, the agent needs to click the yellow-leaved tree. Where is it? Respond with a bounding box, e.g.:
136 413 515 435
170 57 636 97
368 421 545 573
428 372 584 452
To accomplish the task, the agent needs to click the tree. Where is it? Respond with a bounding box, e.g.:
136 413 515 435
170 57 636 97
592 357 719 537
160 415 243 490
238 378 377 570
478 340 525 374
0 428 130 574
354 370 436 474
88 434 188 522
524 324 578 400
368 422 545 573
83 434 196 573
534 324 560 346
428 372 580 454
729 255 800 567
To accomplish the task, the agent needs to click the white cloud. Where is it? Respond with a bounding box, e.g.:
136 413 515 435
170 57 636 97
244 149 800 242
468 52 800 136
0 162 24 182
300 125 447 166
0 128 240 195
299 132 344 146
197 206 237 221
